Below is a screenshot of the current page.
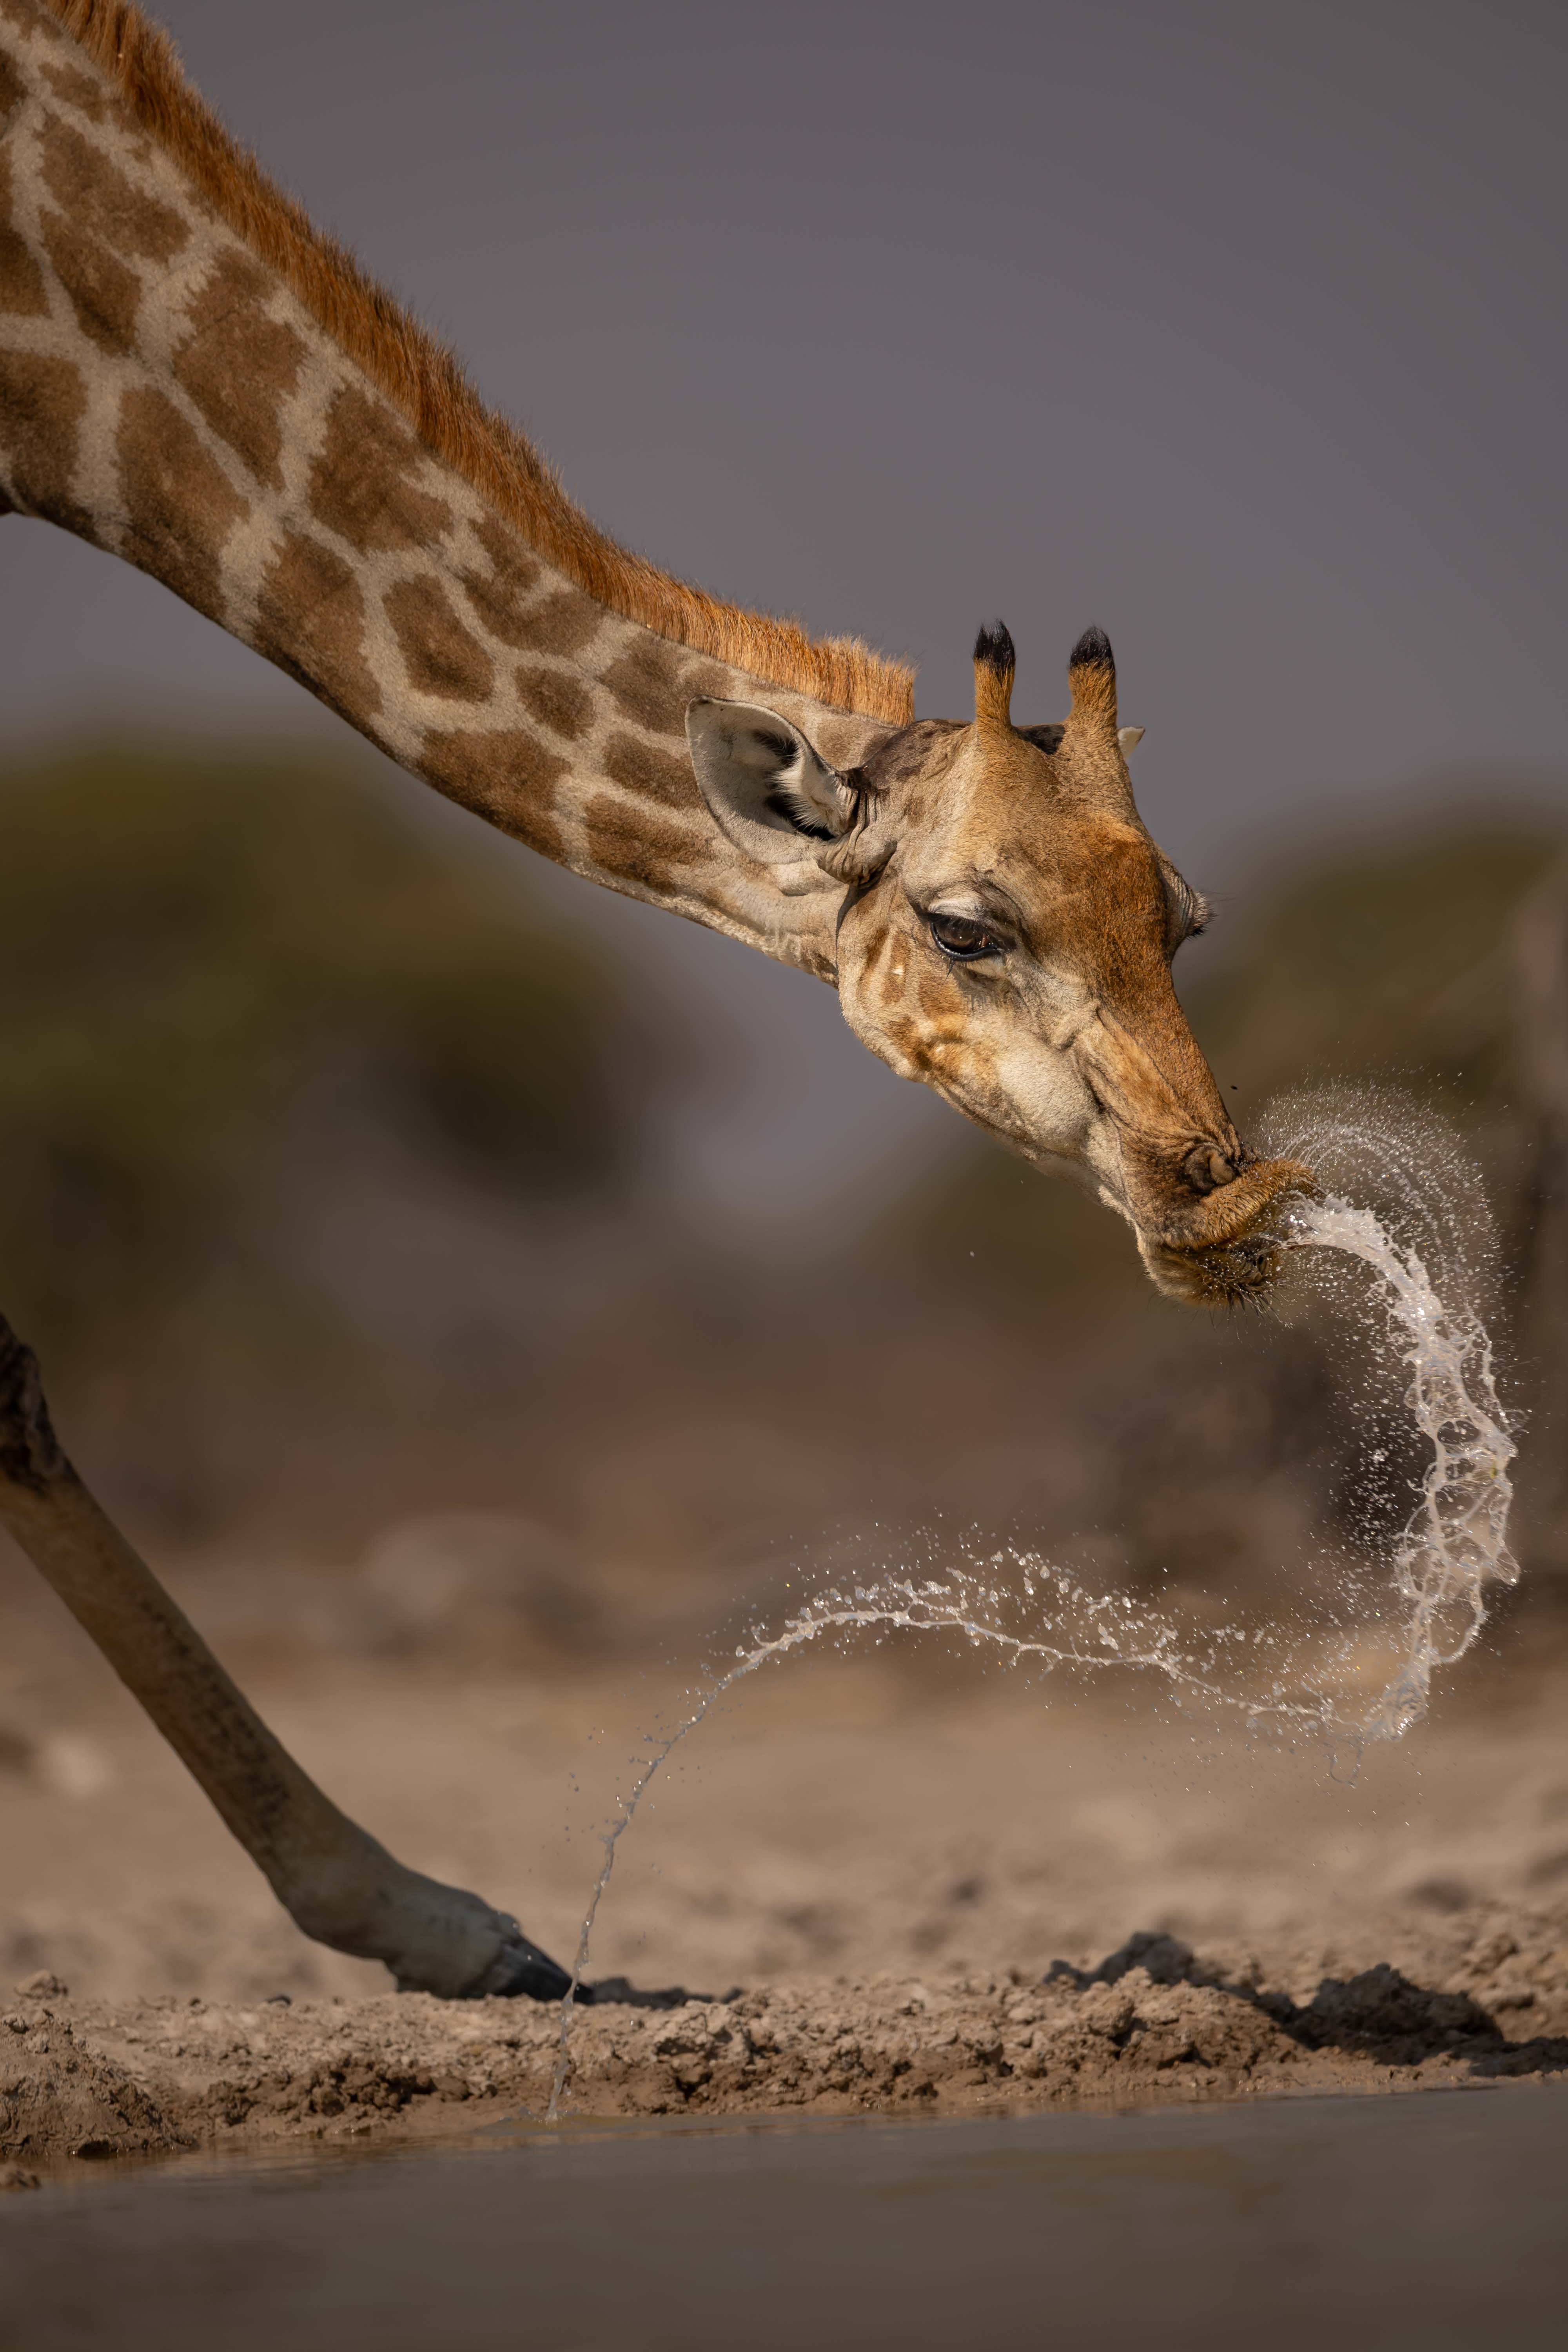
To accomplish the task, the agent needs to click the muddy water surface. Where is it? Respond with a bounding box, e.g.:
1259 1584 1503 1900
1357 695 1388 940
3 2084 1564 2350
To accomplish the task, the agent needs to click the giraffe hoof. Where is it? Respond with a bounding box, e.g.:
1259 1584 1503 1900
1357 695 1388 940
470 1933 584 2004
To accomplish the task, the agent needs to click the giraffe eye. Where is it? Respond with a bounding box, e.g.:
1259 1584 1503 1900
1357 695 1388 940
929 911 1000 961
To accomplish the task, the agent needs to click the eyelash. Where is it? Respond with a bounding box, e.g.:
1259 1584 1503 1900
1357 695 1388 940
928 911 1001 961
1170 880 1210 943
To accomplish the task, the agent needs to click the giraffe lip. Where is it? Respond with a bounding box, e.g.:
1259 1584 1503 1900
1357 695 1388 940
1148 1152 1317 1253
1138 1226 1285 1305
1131 1153 1318 1303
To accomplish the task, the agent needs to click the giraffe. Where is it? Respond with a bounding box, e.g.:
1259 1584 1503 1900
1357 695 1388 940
0 0 1314 2000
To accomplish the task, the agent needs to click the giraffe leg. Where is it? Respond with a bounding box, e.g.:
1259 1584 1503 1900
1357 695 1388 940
0 1316 578 2004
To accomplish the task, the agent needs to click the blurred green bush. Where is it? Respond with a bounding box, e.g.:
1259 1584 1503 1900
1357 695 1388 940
0 736 626 1343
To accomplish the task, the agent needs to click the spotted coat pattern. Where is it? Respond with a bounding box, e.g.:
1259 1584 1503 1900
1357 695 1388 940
0 0 890 983
0 0 1315 1304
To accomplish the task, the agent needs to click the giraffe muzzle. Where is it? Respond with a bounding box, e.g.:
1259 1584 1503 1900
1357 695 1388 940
1182 1142 1241 1195
1136 1151 1320 1304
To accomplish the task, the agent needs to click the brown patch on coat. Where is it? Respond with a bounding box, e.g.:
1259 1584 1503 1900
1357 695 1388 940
510 585 603 662
39 54 106 114
0 347 89 527
601 640 689 737
456 525 544 648
385 572 495 703
601 731 695 811
468 508 537 586
0 36 25 120
582 789 706 887
863 719 965 792
36 0 914 723
116 385 247 615
457 573 549 655
172 249 307 489
453 509 549 630
417 726 567 860
681 655 737 703
254 528 382 724
307 381 452 557
0 152 48 315
3 0 53 38
38 200 140 350
514 662 593 742
39 109 187 262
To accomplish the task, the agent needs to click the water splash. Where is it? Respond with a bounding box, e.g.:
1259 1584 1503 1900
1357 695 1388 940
546 1098 1517 2118
1281 1194 1515 1735
1262 1088 1517 1735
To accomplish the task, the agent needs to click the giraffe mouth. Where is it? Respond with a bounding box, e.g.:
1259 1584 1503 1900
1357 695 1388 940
1067 1009 1314 1302
1133 1152 1319 1306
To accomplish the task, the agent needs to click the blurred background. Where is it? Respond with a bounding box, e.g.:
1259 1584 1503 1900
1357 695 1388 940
1 0 1566 1996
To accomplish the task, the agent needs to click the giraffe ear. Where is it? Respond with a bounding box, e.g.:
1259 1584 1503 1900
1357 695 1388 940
1118 726 1145 755
686 701 854 868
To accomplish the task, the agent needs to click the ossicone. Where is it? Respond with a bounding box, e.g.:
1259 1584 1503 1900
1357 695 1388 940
1066 622 1117 731
1069 623 1114 676
972 619 1016 730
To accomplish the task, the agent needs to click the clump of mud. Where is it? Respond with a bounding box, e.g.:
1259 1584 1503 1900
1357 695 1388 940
4 1909 1565 2167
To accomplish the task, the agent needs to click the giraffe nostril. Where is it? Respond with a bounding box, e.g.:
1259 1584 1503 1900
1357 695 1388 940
1183 1143 1238 1195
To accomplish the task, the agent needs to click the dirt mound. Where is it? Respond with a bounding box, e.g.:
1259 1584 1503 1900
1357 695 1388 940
1 1974 186 2162
4 1909 1566 2165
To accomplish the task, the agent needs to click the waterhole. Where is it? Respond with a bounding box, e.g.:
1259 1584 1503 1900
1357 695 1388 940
3 2090 1563 2352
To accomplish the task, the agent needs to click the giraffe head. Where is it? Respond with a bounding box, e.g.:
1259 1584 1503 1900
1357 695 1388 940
688 623 1312 1303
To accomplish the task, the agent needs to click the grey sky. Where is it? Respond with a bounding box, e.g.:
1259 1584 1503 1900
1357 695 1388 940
3 0 1564 1214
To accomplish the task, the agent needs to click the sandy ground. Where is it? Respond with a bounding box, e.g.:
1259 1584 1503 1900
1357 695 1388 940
3 1599 1568 2166
3 1900 1567 2176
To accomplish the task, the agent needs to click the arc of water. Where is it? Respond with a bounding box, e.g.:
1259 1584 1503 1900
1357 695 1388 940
546 1178 1517 2118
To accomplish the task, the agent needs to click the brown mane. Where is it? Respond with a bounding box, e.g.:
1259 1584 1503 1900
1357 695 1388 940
44 0 916 725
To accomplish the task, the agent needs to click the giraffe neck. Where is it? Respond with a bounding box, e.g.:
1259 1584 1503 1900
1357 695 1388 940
0 0 897 981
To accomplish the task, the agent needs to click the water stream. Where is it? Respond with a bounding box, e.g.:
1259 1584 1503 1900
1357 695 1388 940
548 1100 1518 2117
